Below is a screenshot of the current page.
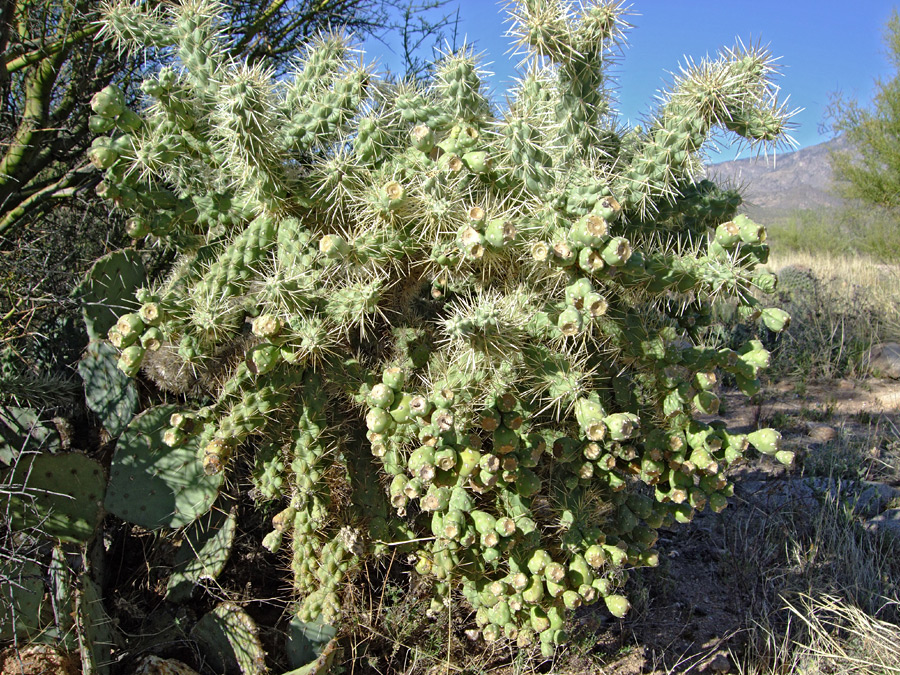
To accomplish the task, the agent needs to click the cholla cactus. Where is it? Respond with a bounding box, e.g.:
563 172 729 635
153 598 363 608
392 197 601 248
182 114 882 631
93 0 794 656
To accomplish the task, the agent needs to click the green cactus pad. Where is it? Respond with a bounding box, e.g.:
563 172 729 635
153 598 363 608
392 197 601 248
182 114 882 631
190 603 266 675
0 556 45 640
6 452 106 543
75 570 118 675
166 506 237 602
106 405 222 529
285 615 338 673
78 341 139 436
77 249 147 341
0 406 60 464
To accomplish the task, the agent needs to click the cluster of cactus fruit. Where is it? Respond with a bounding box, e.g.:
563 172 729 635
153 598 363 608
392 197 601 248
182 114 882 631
90 0 795 656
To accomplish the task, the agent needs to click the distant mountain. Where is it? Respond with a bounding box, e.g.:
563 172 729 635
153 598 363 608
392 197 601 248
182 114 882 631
705 136 850 219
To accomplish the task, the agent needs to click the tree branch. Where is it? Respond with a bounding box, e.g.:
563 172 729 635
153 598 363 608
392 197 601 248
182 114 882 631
0 162 95 237
4 22 101 74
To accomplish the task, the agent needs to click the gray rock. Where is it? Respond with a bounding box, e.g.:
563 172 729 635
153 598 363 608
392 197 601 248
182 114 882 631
735 479 819 512
865 509 900 538
869 342 900 379
735 477 900 517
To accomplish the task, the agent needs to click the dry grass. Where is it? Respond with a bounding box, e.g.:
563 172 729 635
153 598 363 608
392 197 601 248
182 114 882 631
728 460 900 675
737 594 900 675
766 250 900 338
742 251 900 380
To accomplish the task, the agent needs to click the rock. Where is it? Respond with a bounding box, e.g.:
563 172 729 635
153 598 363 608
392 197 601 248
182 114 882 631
876 388 900 410
135 656 201 675
735 477 900 517
0 645 77 675
853 481 900 517
807 424 837 444
865 509 900 538
869 342 900 379
707 653 732 673
735 479 820 512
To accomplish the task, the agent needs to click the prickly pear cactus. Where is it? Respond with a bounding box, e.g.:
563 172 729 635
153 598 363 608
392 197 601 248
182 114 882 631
6 452 107 543
0 556 44 640
166 506 237 601
105 405 223 529
94 0 794 655
78 341 140 437
76 248 147 341
190 603 267 675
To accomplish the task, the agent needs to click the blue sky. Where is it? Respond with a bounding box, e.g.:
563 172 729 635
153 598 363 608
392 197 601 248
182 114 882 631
367 0 899 163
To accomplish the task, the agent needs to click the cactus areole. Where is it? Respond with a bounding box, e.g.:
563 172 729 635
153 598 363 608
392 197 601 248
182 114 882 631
94 0 794 655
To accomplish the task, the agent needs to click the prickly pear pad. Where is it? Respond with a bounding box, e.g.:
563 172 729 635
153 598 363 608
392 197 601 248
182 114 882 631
105 405 222 529
7 452 106 543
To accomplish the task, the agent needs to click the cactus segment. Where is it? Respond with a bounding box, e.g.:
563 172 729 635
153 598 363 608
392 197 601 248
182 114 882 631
0 406 61 461
105 405 222 529
0 556 44 640
6 452 106 543
79 341 139 436
190 603 267 675
77 249 147 341
166 506 238 601
286 615 339 674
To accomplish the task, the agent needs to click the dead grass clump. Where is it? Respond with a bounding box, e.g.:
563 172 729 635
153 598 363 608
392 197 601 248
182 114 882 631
764 252 900 380
727 485 900 674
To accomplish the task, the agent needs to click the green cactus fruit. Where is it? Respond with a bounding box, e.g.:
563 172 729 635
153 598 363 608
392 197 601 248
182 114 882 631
569 213 609 247
714 220 741 248
191 603 266 675
410 124 435 152
78 341 139 436
106 405 222 529
6 452 106 542
604 412 639 441
367 383 395 408
600 236 632 266
574 397 607 440
89 114 116 134
747 428 781 456
557 307 584 336
365 408 393 434
735 214 766 244
775 449 795 466
116 107 143 132
484 218 517 248
761 307 791 332
117 343 146 376
604 593 630 618
91 84 126 118
166 506 237 602
89 144 119 169
141 327 164 351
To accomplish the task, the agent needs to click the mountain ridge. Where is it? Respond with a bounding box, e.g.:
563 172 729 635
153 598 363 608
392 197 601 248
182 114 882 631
705 136 849 219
